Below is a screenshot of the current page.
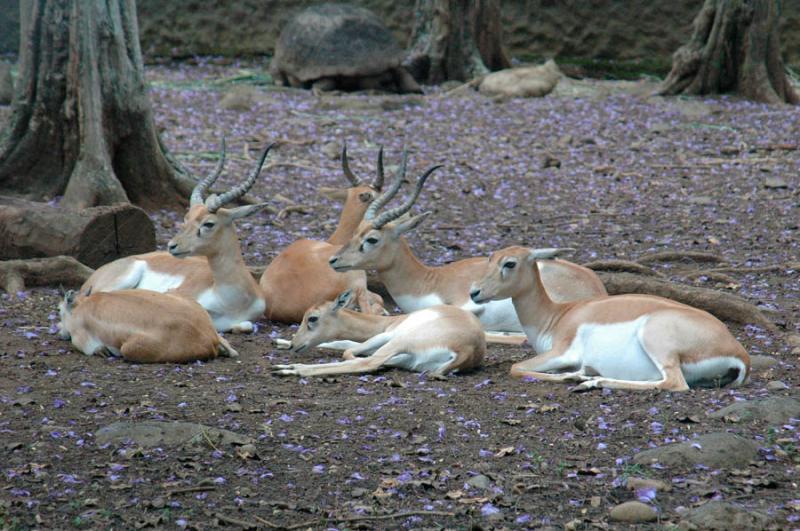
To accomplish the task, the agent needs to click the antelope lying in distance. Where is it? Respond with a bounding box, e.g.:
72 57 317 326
259 145 392 323
470 246 751 391
327 159 608 336
80 142 272 333
273 290 485 377
58 289 237 363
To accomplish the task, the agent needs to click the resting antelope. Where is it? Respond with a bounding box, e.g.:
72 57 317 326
58 289 237 363
469 246 751 391
259 145 390 323
79 142 272 333
327 159 608 334
272 290 484 377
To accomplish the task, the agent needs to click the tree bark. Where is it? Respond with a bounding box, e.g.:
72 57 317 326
0 0 195 210
659 0 799 104
404 0 510 84
0 256 94 293
0 196 154 268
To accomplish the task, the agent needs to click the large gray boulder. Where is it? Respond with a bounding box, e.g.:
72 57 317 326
709 396 800 425
632 432 758 469
270 3 421 94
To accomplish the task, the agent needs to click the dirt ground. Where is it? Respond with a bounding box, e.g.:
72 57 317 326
1 59 799 529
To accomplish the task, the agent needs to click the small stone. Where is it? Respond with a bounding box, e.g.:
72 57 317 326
764 176 788 189
151 497 165 509
609 501 657 523
766 380 789 391
219 86 258 111
225 402 242 412
687 195 714 206
626 477 672 493
786 334 800 348
633 432 758 469
321 142 340 160
466 474 492 490
749 354 778 370
680 501 771 529
542 153 561 169
709 397 800 426
351 487 367 498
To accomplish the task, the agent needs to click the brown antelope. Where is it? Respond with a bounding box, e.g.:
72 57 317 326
259 145 393 323
80 142 272 333
327 160 608 335
272 290 484 377
469 246 751 391
58 288 238 363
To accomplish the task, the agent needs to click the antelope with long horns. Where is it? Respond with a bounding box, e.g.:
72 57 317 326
77 141 273 332
273 289 484 377
327 159 608 335
470 246 751 391
58 288 238 363
259 145 390 323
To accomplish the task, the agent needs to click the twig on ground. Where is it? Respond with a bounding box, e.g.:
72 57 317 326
166 485 216 496
637 251 725 264
280 510 457 530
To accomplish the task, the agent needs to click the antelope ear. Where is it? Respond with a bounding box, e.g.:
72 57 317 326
64 289 77 307
332 289 353 312
527 247 575 262
394 211 432 235
318 187 349 201
226 203 272 220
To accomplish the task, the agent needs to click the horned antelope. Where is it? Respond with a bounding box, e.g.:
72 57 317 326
327 159 608 334
272 290 484 377
58 288 238 363
80 141 272 333
259 145 392 323
469 246 751 391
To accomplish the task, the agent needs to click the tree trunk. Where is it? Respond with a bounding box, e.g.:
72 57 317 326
0 196 154 268
659 0 799 104
404 0 510 84
0 256 94 294
0 0 195 210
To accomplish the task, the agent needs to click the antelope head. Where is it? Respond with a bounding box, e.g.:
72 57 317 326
291 289 354 353
470 247 574 303
328 152 442 272
318 143 385 206
168 140 274 259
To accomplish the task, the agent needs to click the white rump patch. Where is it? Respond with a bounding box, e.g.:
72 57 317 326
136 264 185 292
681 357 747 387
385 348 456 373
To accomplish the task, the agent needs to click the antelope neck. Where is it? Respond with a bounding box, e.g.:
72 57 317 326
511 267 572 353
336 309 402 341
377 238 438 296
326 199 369 246
204 234 259 292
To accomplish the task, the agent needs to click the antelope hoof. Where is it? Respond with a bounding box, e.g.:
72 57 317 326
231 322 255 334
93 346 115 358
219 344 239 358
571 379 601 393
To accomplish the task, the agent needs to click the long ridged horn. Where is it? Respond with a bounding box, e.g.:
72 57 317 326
373 146 384 191
372 164 442 229
365 150 407 221
190 137 226 206
341 143 360 186
206 143 274 212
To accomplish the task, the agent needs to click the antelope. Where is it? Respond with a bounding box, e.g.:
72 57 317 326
327 159 608 336
259 145 392 323
79 141 272 333
469 246 751 391
272 289 484 377
58 288 238 363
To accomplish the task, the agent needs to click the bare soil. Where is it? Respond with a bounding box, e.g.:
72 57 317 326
1 60 799 529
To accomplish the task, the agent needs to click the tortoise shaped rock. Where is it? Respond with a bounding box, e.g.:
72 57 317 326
270 3 422 94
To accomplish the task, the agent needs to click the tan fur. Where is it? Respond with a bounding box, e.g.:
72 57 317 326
473 246 751 391
274 295 484 377
331 220 607 319
260 185 385 323
479 60 562 98
60 290 236 363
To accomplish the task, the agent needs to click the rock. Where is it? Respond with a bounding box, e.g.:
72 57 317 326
679 501 771 529
479 60 561 98
786 334 800 348
95 421 254 448
609 501 657 523
466 474 492 490
632 432 758 469
709 397 800 425
541 153 561 169
219 86 258 111
764 176 788 189
0 61 12 104
749 354 778 370
321 142 340 160
766 380 789 391
626 477 672 493
687 195 714 206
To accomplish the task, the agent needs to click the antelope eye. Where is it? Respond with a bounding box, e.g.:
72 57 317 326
202 221 215 228
502 261 517 270
308 315 318 324
365 237 379 245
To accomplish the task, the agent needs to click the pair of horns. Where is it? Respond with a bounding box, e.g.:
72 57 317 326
190 138 274 212
341 143 384 190
365 150 442 229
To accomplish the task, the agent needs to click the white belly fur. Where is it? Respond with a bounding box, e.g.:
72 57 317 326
393 293 444 313
135 262 185 292
567 316 662 381
385 348 457 373
198 287 266 332
461 298 521 332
